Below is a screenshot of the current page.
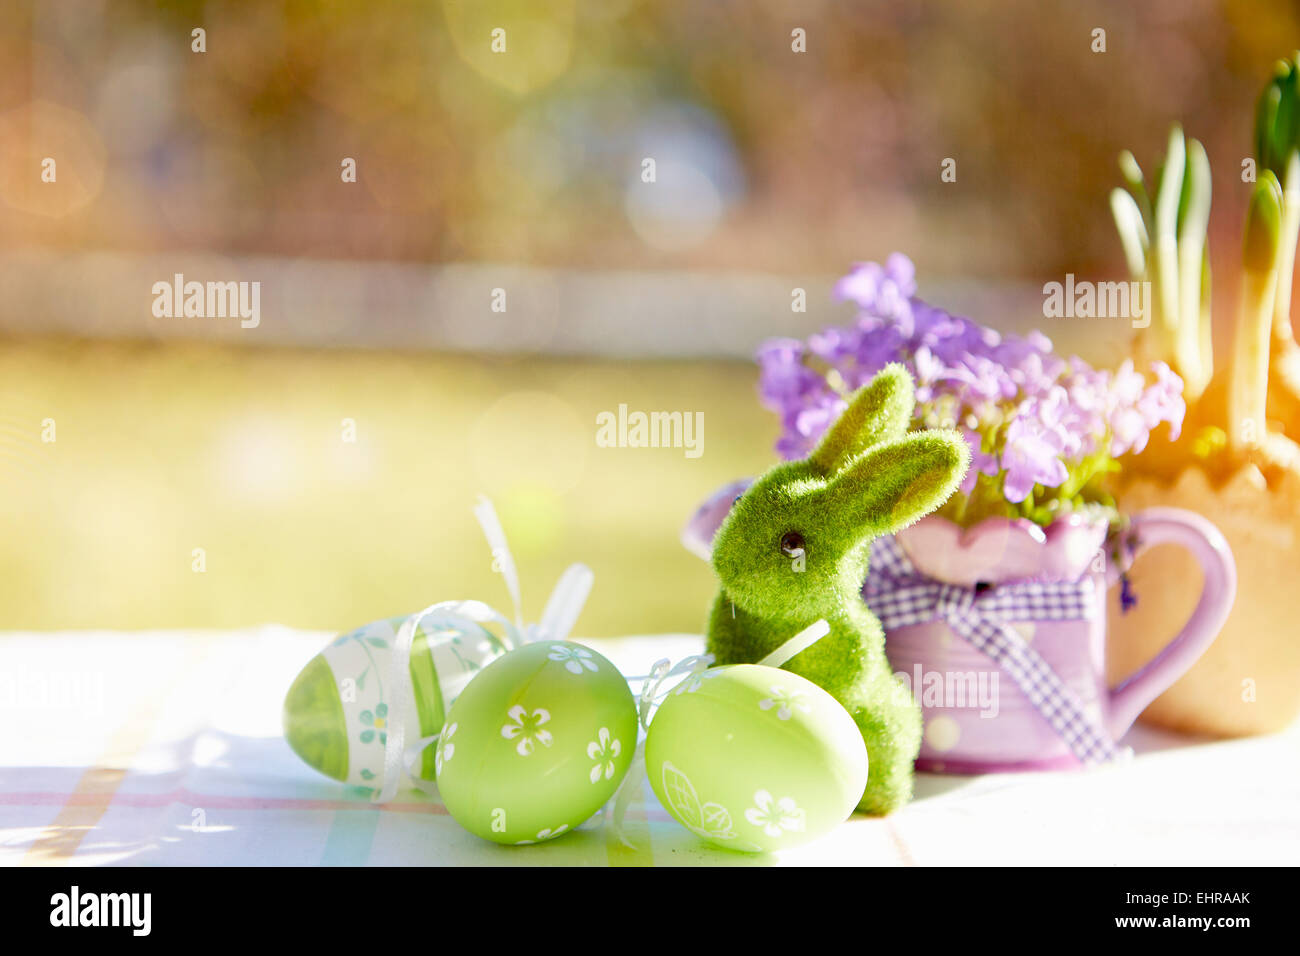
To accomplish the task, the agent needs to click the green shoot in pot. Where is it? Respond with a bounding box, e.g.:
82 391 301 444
1256 53 1300 424
1110 126 1213 401
1230 171 1283 453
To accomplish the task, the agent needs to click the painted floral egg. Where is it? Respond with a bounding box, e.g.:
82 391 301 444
645 664 868 853
435 640 637 845
283 615 508 787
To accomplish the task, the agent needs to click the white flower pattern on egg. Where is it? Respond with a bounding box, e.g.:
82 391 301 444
744 790 806 838
435 721 458 774
547 643 598 675
586 727 622 783
515 823 569 846
672 668 721 696
758 686 810 721
500 705 554 756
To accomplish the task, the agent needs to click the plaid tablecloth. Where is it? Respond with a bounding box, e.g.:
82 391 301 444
2 628 1297 866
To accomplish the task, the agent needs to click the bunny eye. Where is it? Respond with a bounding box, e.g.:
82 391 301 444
779 531 805 558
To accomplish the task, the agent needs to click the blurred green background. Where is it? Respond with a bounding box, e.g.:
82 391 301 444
0 338 774 635
2 0 1298 635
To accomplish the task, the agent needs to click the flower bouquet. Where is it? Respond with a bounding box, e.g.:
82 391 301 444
737 256 1234 771
1102 54 1300 736
759 252 1185 532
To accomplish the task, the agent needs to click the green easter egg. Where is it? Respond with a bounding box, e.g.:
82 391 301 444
435 640 637 845
283 615 508 787
645 664 868 853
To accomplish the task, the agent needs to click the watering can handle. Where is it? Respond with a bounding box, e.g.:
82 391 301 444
1104 508 1237 737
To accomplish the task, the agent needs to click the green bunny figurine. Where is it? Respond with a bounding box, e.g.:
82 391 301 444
706 363 969 815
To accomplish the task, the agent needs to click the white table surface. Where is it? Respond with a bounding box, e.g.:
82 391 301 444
2 628 1297 866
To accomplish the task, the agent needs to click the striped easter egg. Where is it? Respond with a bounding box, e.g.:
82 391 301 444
283 615 508 787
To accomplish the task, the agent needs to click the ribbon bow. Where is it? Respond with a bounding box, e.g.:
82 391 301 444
863 535 1126 766
372 496 593 804
602 654 714 848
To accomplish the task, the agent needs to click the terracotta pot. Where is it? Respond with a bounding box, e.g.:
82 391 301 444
1109 464 1300 736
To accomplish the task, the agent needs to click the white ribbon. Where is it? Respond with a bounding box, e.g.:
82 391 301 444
528 562 593 645
605 654 714 848
372 600 516 804
371 497 593 804
758 618 830 668
473 495 524 632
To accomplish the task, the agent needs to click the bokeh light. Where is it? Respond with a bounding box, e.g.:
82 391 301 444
3 1 1300 637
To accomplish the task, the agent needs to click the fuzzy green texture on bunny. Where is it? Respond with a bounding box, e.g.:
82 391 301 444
706 363 970 815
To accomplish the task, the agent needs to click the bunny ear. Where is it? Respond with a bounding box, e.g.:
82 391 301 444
807 363 915 476
823 429 969 537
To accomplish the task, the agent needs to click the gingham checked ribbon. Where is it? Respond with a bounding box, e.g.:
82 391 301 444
864 535 1124 765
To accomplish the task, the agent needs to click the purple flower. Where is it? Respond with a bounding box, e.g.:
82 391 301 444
758 254 1186 518
1106 360 1152 456
851 324 909 384
833 255 916 321
958 427 1000 494
911 346 956 404
999 397 1071 502
1120 573 1139 612
1138 361 1185 442
808 326 860 363
757 338 827 410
